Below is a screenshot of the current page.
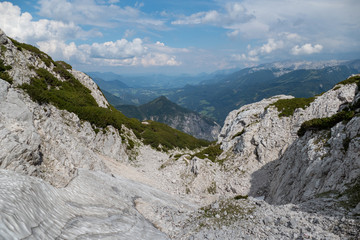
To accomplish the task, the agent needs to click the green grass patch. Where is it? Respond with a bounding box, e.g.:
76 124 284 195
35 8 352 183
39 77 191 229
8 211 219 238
234 195 248 200
207 181 217 194
232 129 245 139
192 144 223 163
270 97 315 117
335 75 360 88
297 110 355 137
55 61 72 70
0 59 13 84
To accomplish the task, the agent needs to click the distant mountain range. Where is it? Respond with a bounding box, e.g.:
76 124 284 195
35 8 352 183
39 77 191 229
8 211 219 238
87 71 225 89
116 96 220 141
94 59 360 124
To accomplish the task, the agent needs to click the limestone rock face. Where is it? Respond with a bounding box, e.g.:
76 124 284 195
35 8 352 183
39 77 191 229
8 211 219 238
0 81 42 175
217 83 357 195
266 91 360 205
0 78 129 186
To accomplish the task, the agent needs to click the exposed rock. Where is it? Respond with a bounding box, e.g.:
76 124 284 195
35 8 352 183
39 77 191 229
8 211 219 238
1 28 359 239
0 169 194 240
217 83 357 195
0 80 42 176
70 69 109 108
266 93 360 205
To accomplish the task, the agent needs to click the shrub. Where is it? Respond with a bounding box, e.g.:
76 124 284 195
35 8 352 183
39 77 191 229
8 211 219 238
335 75 360 88
193 144 223 162
0 59 13 84
232 129 245 139
297 110 355 136
270 97 315 117
55 61 72 70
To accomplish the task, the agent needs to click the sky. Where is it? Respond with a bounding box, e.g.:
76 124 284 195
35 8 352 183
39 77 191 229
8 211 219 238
0 0 359 75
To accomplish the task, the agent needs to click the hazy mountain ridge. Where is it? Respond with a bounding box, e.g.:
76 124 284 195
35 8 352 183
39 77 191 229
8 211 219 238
93 60 360 123
116 96 220 141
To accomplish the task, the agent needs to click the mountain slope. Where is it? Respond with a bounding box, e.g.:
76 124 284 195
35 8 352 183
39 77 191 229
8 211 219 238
116 96 220 141
169 63 360 123
1 28 359 239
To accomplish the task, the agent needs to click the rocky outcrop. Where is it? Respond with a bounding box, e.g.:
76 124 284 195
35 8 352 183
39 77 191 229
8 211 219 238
0 79 129 186
216 83 357 195
1 27 359 239
266 90 360 207
0 81 42 175
0 29 128 187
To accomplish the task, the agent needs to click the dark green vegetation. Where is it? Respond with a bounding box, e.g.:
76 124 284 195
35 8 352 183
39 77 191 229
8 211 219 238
140 120 209 151
298 110 354 137
12 40 210 151
270 97 315 117
297 75 360 137
21 67 209 151
232 129 245 139
0 59 13 84
336 75 360 88
192 144 223 163
234 195 249 200
10 38 54 67
55 61 72 70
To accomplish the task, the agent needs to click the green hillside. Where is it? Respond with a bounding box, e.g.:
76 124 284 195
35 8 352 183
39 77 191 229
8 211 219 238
10 39 209 152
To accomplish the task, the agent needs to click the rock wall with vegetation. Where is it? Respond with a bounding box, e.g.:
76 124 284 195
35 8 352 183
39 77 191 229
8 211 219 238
217 79 357 196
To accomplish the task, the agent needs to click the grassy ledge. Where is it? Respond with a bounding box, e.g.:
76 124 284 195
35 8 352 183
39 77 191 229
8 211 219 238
335 75 360 88
297 110 354 137
192 144 223 163
270 97 315 117
0 59 13 84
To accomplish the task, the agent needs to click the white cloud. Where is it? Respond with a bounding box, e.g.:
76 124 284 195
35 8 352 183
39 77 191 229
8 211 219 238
37 38 183 67
37 0 165 29
89 39 145 59
291 43 323 55
0 2 180 67
0 2 99 43
172 3 253 27
173 0 360 50
247 39 284 58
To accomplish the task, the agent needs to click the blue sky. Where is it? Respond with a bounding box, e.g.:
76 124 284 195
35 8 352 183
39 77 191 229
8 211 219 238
1 0 359 74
